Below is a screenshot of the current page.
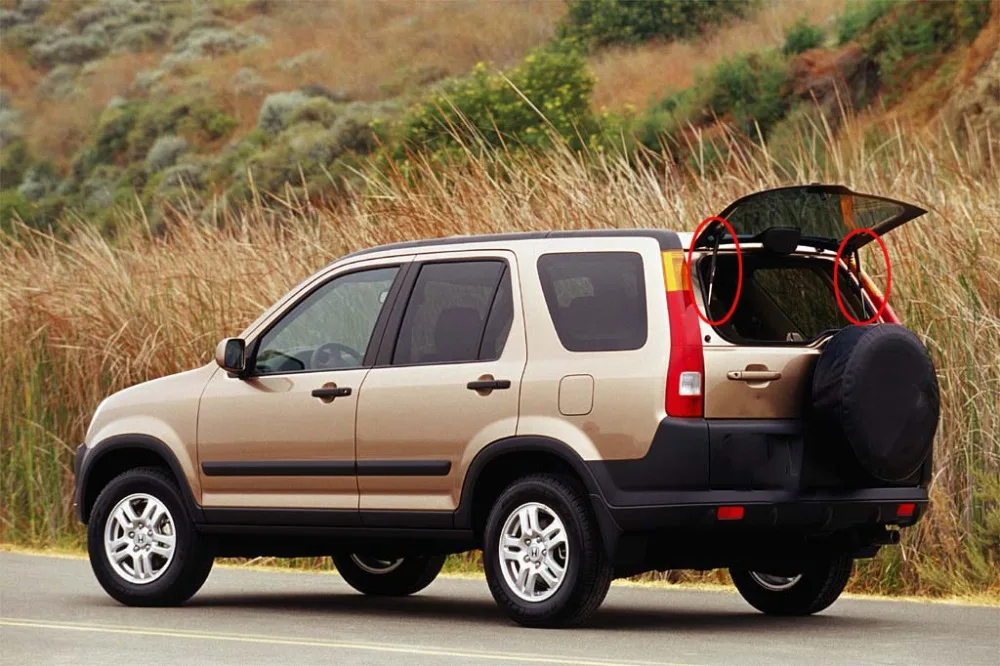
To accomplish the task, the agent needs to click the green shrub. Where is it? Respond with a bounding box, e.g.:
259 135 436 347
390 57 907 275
860 0 992 97
559 0 753 48
836 0 894 45
783 17 824 55
258 90 310 133
401 43 594 155
1 140 33 189
701 50 789 137
0 189 32 229
17 162 59 201
144 135 189 173
287 97 341 128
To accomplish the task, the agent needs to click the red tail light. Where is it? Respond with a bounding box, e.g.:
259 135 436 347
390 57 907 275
717 506 745 521
662 252 704 417
897 503 915 518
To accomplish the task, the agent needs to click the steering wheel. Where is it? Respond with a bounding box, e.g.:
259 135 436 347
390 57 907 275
311 342 363 369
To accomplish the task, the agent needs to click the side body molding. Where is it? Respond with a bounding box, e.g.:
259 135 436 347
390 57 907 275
454 436 622 558
75 434 205 524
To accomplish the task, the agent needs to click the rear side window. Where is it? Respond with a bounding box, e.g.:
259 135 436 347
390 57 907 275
537 252 647 352
393 261 511 365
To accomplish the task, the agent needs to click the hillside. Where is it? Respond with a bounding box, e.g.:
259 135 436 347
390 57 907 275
1 0 996 233
1 0 998 598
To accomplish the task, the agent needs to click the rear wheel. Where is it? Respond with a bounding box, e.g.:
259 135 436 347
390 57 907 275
88 467 214 606
730 554 853 616
483 474 612 628
332 552 445 596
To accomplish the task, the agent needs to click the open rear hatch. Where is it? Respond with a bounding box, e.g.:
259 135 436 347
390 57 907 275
691 185 931 491
694 184 927 252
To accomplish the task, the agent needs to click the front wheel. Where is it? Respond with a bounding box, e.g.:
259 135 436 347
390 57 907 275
332 552 445 596
87 467 214 606
730 554 853 616
483 474 612 628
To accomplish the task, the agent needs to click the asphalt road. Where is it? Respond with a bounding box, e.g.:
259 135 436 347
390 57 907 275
1 552 997 666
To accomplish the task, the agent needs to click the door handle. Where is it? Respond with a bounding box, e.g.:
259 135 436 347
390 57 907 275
467 378 511 392
311 385 352 402
727 370 782 382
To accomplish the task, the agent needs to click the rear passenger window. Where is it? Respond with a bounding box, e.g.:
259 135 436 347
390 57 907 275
393 261 511 365
537 252 647 352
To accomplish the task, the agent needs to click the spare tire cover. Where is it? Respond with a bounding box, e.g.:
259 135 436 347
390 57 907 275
811 325 939 482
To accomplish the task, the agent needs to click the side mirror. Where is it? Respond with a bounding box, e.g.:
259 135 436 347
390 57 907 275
215 338 246 375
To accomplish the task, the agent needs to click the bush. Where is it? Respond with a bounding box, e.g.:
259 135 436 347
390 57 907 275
783 18 824 55
31 32 108 67
112 21 168 52
0 109 24 144
144 135 188 173
17 162 58 201
859 0 992 97
163 27 266 68
0 189 32 229
836 0 894 45
401 43 594 154
701 50 789 137
257 90 310 133
18 0 50 19
559 0 752 48
287 97 341 128
37 64 79 98
3 23 48 50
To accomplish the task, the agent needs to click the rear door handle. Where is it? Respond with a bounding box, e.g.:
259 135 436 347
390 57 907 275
727 370 782 382
311 386 352 401
467 379 511 391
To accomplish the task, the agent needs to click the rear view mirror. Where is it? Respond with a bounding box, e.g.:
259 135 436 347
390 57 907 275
756 227 802 255
215 338 246 374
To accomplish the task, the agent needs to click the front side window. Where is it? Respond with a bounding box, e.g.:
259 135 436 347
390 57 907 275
253 266 399 374
537 252 648 352
393 261 509 365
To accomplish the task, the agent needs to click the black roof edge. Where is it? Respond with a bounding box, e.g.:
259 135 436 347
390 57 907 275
338 229 683 262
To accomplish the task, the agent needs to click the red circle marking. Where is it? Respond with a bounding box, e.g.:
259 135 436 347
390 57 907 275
834 228 891 326
686 216 742 327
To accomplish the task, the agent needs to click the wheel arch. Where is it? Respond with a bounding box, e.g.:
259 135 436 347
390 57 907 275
77 434 203 525
454 436 620 556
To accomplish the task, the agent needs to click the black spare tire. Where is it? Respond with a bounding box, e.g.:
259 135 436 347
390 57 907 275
811 324 939 482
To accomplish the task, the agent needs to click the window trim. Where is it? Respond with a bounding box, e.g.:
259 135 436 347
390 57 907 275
243 261 409 378
536 250 649 353
375 256 513 368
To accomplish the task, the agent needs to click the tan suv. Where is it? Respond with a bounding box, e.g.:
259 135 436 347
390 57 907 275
74 184 939 627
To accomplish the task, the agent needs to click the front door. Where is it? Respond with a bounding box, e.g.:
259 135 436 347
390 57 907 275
355 251 526 519
197 261 405 515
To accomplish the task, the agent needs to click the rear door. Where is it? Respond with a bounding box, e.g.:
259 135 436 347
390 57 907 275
353 250 526 520
695 185 926 419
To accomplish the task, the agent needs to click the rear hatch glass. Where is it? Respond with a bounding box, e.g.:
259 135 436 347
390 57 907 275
696 184 927 250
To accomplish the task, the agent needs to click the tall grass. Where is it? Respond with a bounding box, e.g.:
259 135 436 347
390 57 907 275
1 120 997 595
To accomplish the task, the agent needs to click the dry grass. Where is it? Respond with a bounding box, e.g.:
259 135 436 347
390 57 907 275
590 0 847 111
1 118 998 596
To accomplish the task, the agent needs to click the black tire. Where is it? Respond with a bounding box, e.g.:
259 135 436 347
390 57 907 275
332 552 445 596
87 467 214 606
483 473 613 628
730 554 853 616
812 324 939 482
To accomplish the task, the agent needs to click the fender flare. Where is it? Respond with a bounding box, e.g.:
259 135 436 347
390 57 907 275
454 436 622 557
76 434 204 524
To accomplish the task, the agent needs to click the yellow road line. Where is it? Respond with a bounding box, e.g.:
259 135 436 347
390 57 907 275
0 617 693 666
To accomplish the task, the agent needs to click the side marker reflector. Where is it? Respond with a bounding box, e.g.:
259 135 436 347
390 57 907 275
897 503 915 518
717 506 744 521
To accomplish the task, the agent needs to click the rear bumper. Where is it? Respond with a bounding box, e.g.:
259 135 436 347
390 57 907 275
595 486 928 532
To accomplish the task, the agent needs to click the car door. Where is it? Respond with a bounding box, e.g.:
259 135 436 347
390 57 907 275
197 258 407 519
354 251 526 522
